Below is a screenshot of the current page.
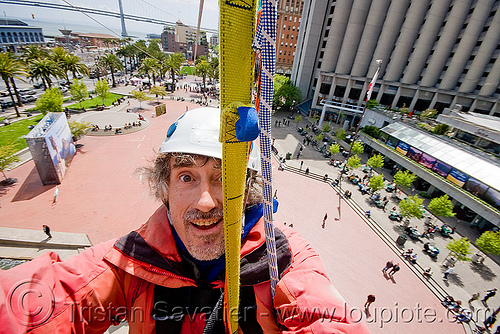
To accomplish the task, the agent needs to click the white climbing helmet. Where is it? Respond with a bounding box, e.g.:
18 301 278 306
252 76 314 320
159 107 261 171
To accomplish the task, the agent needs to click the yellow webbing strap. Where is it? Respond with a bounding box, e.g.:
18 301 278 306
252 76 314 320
219 1 257 332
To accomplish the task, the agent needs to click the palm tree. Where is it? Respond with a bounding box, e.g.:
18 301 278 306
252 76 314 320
194 59 211 92
28 58 60 89
165 52 185 92
98 53 123 87
139 57 159 85
21 45 49 63
0 52 27 117
60 53 89 83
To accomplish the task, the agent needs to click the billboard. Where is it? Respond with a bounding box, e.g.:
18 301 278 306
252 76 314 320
407 147 422 162
446 169 469 188
419 153 436 169
432 160 452 177
464 177 489 198
396 141 409 155
25 113 76 185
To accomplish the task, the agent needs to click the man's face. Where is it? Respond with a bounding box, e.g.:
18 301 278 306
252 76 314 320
167 157 225 261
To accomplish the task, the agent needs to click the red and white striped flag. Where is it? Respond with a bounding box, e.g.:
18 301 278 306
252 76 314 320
366 65 381 101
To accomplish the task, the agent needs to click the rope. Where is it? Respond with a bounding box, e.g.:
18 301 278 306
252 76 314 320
253 0 279 297
219 1 257 333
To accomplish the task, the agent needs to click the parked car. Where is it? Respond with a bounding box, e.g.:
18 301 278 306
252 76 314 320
33 82 44 89
21 95 36 103
19 88 36 95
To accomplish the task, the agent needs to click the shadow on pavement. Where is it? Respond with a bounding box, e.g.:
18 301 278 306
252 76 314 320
470 263 498 281
11 167 51 202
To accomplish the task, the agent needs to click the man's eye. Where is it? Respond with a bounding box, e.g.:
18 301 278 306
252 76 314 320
180 175 192 182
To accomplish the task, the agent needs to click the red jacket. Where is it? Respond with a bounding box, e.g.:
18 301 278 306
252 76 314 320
0 206 369 333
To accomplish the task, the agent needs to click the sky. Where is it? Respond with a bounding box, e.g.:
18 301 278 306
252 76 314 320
0 0 219 39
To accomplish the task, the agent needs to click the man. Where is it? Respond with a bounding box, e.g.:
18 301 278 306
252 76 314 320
0 108 369 333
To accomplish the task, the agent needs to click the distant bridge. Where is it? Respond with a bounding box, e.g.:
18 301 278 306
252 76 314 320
0 0 218 34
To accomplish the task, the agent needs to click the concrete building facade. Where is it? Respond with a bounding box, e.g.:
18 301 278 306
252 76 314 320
292 0 500 117
0 18 45 53
276 0 304 76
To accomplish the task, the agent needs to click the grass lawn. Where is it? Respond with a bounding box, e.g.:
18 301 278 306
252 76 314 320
181 66 193 75
0 114 44 151
67 93 124 110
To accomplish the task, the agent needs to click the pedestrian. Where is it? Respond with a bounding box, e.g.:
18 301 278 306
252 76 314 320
468 292 480 304
485 314 497 329
300 160 304 170
443 264 455 280
364 294 375 310
305 167 309 175
42 225 52 239
388 263 400 277
322 213 328 229
382 260 393 273
274 189 278 199
323 174 328 182
483 288 497 303
52 186 59 205
365 210 371 218
296 151 301 159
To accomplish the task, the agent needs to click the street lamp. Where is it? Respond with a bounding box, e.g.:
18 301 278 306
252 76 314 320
338 59 382 191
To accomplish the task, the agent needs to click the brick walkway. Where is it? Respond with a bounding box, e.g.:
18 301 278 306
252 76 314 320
2 81 495 332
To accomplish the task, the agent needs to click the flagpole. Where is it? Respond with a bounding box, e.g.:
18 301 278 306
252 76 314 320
338 59 382 191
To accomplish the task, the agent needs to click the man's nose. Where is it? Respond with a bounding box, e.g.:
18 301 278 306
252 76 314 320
195 182 218 212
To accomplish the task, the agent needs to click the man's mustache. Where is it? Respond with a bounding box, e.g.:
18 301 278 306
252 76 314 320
184 207 224 221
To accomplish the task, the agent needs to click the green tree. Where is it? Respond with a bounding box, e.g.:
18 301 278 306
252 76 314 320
94 79 110 105
322 123 331 132
428 194 456 223
70 79 88 109
334 128 346 141
315 133 324 141
68 121 91 144
132 90 150 109
366 99 379 109
139 57 159 85
0 52 26 117
59 53 88 84
35 87 63 114
398 194 424 220
393 170 417 192
273 74 302 110
432 124 450 135
369 175 385 193
346 155 361 169
194 59 211 92
362 125 379 138
149 85 167 103
446 238 473 263
28 58 60 89
165 52 185 91
420 108 438 121
476 231 500 256
367 153 385 169
99 53 123 87
0 144 20 183
351 141 364 155
209 56 219 83
329 143 340 155
295 115 302 124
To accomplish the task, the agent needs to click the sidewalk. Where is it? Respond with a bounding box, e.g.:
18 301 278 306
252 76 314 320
271 110 500 332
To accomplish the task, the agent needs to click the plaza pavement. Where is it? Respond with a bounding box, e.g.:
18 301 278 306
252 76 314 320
0 79 496 332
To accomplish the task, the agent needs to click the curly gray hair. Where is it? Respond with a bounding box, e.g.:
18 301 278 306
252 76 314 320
141 153 263 208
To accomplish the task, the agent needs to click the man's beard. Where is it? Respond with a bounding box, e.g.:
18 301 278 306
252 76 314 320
184 207 225 261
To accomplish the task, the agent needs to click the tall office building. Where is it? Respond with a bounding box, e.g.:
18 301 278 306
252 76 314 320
292 0 500 117
276 0 304 75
